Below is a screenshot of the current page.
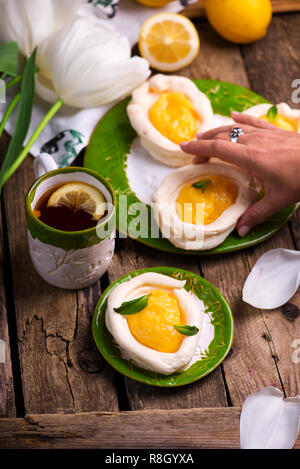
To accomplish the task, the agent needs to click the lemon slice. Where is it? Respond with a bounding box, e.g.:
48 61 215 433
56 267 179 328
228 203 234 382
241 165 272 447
47 182 107 222
139 12 200 72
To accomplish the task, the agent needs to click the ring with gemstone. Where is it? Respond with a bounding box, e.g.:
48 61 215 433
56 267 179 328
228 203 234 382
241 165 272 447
229 127 245 143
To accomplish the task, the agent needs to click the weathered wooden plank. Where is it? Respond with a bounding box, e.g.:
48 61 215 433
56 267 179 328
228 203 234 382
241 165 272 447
1 146 118 414
0 408 240 449
0 200 16 417
182 20 283 405
241 12 300 250
241 13 300 398
0 408 299 449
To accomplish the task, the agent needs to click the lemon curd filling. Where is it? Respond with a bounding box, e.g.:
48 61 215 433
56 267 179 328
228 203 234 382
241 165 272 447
176 175 238 225
261 114 298 132
126 289 186 353
149 91 199 144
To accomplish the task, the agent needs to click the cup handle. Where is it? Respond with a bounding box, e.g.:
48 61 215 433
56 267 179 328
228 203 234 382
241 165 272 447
34 153 58 179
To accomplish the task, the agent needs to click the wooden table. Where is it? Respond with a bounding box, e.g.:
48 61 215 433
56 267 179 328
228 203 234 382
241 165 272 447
0 12 300 450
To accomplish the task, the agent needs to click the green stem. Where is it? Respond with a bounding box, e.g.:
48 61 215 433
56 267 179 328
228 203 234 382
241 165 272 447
0 75 21 94
2 98 64 185
0 93 21 139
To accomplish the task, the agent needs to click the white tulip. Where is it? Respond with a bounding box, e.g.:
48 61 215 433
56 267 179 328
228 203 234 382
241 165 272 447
0 0 84 56
35 16 150 108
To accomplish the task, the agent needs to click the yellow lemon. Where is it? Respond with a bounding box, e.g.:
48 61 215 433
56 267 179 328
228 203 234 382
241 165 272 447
139 12 200 71
136 0 174 6
205 0 272 44
48 182 106 221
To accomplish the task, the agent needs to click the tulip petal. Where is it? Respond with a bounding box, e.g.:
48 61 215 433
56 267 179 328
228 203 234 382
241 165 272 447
35 16 150 108
240 387 300 449
0 0 84 56
243 248 300 309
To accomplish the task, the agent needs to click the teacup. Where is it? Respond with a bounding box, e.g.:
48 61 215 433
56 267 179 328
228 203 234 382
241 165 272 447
25 153 116 289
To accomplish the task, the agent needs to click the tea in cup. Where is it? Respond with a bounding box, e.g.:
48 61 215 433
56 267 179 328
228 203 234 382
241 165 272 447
25 154 116 289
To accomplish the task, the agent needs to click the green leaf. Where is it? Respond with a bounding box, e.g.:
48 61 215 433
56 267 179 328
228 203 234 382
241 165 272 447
114 295 149 315
174 325 199 336
0 42 19 77
192 179 211 192
0 49 36 191
267 105 278 123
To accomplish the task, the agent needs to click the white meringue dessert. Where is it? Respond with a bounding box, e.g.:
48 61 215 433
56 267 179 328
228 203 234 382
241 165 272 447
105 272 204 375
242 102 300 132
127 74 215 167
152 162 259 251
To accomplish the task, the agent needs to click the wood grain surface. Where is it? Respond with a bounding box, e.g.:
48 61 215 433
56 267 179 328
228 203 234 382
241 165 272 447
0 407 299 449
0 197 15 417
183 0 300 18
0 134 119 415
0 8 300 449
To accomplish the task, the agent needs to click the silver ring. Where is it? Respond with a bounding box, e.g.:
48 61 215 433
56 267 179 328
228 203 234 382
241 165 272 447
230 127 245 143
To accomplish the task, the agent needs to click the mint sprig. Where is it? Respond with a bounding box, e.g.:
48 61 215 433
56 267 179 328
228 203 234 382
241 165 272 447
114 295 149 315
267 105 278 123
192 180 211 193
174 325 199 336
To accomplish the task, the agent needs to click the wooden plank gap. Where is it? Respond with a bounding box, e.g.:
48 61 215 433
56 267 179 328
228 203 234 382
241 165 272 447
0 195 25 417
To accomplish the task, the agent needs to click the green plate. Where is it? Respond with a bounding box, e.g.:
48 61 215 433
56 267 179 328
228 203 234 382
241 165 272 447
92 267 234 387
84 79 297 255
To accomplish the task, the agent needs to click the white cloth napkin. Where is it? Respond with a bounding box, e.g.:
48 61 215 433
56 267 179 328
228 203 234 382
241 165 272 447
0 0 195 166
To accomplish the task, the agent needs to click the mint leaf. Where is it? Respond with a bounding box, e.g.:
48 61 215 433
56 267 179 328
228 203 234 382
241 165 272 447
174 325 199 336
114 295 149 315
192 180 211 193
267 105 278 123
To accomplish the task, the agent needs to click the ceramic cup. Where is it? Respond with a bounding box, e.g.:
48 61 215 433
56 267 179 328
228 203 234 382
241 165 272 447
25 153 116 289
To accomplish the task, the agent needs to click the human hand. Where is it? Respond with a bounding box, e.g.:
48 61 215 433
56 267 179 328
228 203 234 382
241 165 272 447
180 111 300 237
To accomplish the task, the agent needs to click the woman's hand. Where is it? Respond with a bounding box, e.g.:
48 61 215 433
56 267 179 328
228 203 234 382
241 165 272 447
180 111 300 237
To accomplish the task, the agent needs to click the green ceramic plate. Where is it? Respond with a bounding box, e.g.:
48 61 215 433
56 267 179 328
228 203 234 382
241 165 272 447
92 267 234 387
84 79 297 255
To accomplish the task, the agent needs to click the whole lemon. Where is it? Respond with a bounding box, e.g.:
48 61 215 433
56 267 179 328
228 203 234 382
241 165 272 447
136 0 174 6
205 0 272 44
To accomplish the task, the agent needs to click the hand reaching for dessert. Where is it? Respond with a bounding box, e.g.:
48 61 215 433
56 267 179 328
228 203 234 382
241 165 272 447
180 111 300 237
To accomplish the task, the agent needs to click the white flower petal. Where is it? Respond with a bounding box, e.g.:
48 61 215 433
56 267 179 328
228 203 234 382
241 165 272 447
0 0 84 56
240 387 300 449
243 248 300 309
35 16 150 108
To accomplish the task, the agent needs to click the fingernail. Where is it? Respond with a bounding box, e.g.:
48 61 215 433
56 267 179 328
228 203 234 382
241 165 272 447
238 225 250 237
196 132 204 138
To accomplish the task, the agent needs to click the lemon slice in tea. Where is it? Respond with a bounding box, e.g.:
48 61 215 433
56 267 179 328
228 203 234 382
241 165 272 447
47 182 107 222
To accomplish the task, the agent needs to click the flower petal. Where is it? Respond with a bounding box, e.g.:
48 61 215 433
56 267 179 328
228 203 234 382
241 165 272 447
0 0 84 56
243 248 300 309
240 387 300 449
35 16 150 108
